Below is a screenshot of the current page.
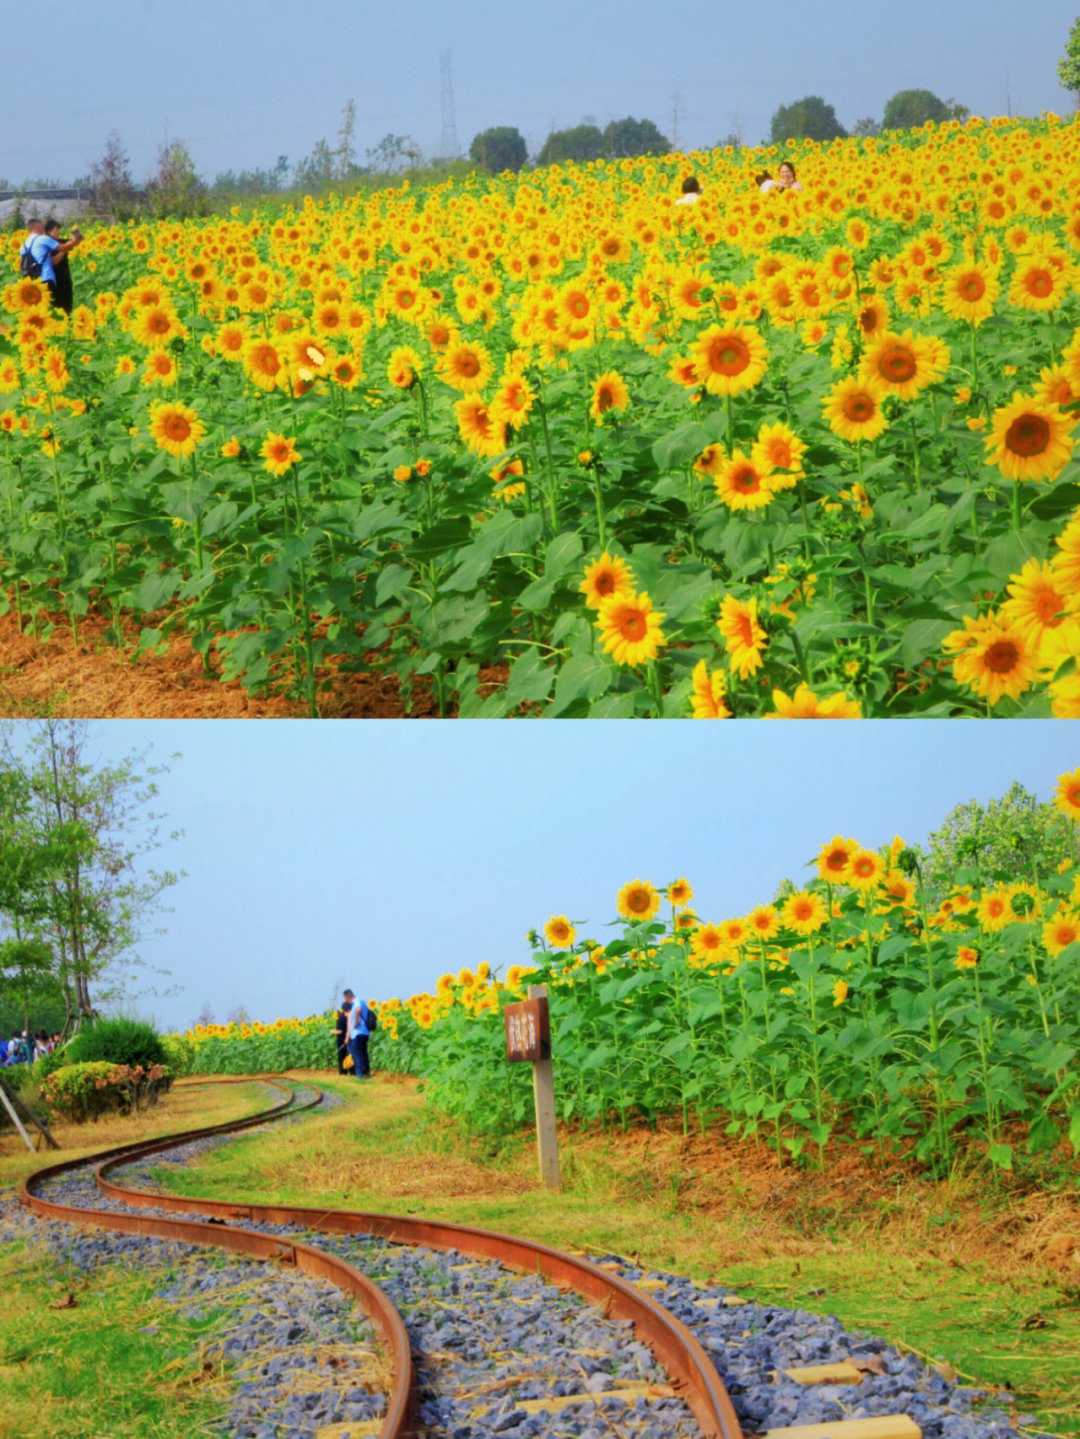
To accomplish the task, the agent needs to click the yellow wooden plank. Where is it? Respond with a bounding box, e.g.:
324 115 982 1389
764 1416 921 1439
780 1363 866 1385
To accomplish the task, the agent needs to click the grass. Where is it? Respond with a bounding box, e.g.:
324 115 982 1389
3 1072 1078 1436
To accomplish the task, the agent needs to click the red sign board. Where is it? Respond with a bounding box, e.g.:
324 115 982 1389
504 996 550 1062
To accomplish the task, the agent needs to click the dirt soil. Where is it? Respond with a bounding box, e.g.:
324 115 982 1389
0 607 448 718
555 1116 1080 1279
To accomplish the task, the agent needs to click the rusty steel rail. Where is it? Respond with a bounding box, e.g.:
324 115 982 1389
20 1076 417 1439
24 1076 743 1439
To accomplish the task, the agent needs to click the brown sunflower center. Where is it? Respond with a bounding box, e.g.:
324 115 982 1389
959 274 986 300
457 353 480 377
708 338 750 374
620 610 647 640
1004 414 1050 457
732 465 760 493
844 392 876 422
879 346 917 382
983 639 1020 674
1026 270 1053 297
165 415 190 440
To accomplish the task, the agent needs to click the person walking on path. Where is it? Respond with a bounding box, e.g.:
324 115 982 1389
334 990 354 1074
346 995 376 1079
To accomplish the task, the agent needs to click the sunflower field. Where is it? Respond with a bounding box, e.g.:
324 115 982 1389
368 768 1080 1176
2 116 1080 714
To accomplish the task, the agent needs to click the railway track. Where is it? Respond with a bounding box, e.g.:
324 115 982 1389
20 1076 742 1439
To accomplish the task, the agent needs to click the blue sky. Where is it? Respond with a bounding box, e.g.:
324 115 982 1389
2 0 1076 185
16 719 1075 1031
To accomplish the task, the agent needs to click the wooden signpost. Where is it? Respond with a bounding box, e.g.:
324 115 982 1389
504 985 559 1190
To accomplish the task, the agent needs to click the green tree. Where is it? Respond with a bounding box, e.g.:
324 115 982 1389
769 96 847 143
0 722 182 1030
88 130 138 220
881 89 968 130
469 126 528 174
536 124 606 166
1059 15 1080 108
145 140 205 219
602 117 670 158
921 781 1074 889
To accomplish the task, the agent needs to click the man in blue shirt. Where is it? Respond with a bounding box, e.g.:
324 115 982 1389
22 216 83 306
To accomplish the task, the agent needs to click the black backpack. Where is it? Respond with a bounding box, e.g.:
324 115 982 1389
366 1003 378 1032
19 245 42 280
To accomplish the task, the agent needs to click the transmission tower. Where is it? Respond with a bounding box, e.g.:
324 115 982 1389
440 51 460 159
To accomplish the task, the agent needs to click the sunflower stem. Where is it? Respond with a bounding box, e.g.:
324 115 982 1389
645 659 665 717
790 628 812 688
724 392 733 455
592 471 607 550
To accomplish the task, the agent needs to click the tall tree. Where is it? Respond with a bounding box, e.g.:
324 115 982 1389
469 126 528 174
1059 15 1080 109
881 89 968 130
536 124 606 166
145 140 205 219
0 722 182 1030
921 781 1074 889
769 96 847 143
602 117 670 158
89 130 138 220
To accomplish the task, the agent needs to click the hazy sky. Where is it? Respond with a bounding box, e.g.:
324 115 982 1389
6 719 1073 1032
2 0 1076 185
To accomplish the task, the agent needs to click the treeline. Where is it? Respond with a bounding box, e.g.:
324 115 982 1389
7 85 973 225
0 722 179 1038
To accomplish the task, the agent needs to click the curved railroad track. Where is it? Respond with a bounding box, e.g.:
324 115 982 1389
20 1075 743 1439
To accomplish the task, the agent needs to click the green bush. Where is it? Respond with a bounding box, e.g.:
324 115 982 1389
32 1045 75 1083
160 1033 195 1076
65 1017 168 1070
42 1061 172 1123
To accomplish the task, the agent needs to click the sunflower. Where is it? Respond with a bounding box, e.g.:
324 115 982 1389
691 323 768 397
590 370 630 422
781 890 828 935
617 880 660 922
976 886 1013 933
142 349 178 387
690 922 726 963
596 590 666 666
1000 558 1073 648
751 422 805 483
768 684 862 718
823 377 889 443
668 878 694 907
746 904 780 940
577 554 634 613
816 836 856 884
955 946 979 970
717 595 767 677
714 450 775 511
1042 911 1080 956
454 395 507 458
1008 258 1067 313
689 659 731 718
544 915 577 948
985 394 1074 483
149 401 206 459
261 432 301 476
491 372 535 430
848 848 884 891
438 341 493 394
946 612 1037 706
387 346 422 389
940 260 1000 325
130 303 187 348
1055 768 1080 822
858 330 942 401
832 980 849 1006
242 338 285 393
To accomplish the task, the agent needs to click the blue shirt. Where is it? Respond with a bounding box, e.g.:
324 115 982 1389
29 233 59 284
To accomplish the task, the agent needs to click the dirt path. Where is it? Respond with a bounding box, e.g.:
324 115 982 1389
0 608 442 718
